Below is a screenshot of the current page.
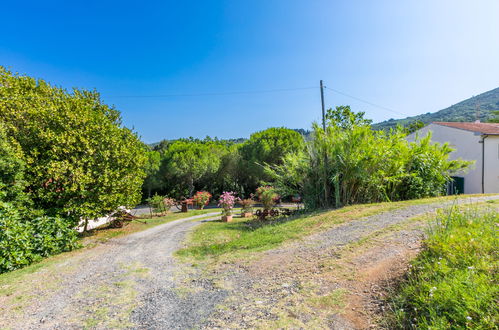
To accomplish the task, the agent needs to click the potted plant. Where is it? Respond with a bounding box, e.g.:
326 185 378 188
256 186 279 211
193 191 212 209
238 198 254 218
218 191 236 222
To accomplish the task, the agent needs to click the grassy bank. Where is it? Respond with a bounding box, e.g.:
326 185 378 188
175 195 489 262
386 201 498 329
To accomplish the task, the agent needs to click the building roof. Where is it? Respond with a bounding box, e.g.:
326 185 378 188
433 122 499 135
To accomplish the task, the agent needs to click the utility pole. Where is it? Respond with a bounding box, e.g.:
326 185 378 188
320 80 326 130
320 80 329 207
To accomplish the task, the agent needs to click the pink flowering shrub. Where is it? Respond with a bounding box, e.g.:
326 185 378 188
218 191 236 215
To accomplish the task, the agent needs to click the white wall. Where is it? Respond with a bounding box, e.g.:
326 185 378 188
406 124 483 194
484 136 499 193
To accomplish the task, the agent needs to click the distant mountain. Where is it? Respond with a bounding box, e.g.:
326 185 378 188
372 87 499 131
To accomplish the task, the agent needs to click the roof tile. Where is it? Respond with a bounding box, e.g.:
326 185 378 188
433 122 499 135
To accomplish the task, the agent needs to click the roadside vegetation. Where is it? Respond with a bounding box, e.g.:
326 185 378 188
0 210 219 298
0 67 146 273
0 66 473 279
386 203 499 329
176 196 474 262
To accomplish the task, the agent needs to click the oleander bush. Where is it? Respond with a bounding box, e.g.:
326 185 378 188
387 206 499 328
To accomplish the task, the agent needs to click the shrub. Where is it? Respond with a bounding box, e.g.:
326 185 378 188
193 191 212 209
147 194 168 213
0 203 37 273
0 67 147 226
30 216 79 257
218 192 236 216
0 202 80 274
266 107 470 208
238 198 254 213
387 207 499 329
256 186 279 210
163 197 176 210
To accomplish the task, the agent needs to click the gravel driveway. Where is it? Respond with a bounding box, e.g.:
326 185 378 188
1 196 497 329
1 212 225 330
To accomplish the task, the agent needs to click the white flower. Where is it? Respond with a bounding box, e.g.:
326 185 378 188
466 316 472 321
467 266 474 270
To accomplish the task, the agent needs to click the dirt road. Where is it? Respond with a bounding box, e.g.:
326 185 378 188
1 196 497 329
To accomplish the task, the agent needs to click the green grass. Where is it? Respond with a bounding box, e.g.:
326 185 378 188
176 195 489 262
386 204 499 329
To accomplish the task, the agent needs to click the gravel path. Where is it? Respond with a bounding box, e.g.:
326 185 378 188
2 196 497 329
199 195 499 329
2 212 225 330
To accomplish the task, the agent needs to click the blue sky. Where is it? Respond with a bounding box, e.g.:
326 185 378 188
1 1 498 143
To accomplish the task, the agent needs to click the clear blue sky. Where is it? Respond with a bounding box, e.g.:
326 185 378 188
1 1 498 143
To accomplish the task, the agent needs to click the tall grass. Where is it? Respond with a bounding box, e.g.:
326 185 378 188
387 206 499 329
267 113 471 209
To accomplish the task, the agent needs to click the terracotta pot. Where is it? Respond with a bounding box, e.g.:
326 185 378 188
242 212 253 218
222 215 233 222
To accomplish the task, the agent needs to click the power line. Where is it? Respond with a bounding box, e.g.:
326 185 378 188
107 86 317 98
324 86 408 116
0 86 317 100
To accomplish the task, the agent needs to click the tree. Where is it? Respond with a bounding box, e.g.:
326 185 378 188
0 67 147 226
0 124 27 208
325 105 372 129
404 120 426 134
240 127 304 192
488 111 499 123
142 150 161 199
161 140 221 197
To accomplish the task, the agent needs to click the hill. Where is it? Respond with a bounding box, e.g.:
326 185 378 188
372 87 499 130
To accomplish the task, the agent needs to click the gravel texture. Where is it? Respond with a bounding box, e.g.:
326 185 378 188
2 196 497 329
199 195 499 329
1 212 224 330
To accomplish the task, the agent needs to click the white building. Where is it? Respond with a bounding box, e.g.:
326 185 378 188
407 122 499 194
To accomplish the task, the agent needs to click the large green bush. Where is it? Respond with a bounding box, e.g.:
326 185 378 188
267 106 470 208
0 66 147 225
0 203 36 272
0 202 79 274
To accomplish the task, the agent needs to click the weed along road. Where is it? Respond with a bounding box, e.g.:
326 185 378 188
0 196 497 329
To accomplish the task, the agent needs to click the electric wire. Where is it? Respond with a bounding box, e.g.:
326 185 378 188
324 86 408 116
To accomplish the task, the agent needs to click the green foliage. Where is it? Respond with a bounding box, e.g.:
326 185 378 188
325 105 372 129
146 194 169 213
0 202 79 274
240 127 305 191
487 110 499 123
0 124 28 208
373 87 499 130
388 207 499 329
160 139 222 197
144 130 303 200
0 67 147 225
403 120 426 134
30 216 80 257
267 109 471 208
256 186 279 210
142 150 161 199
